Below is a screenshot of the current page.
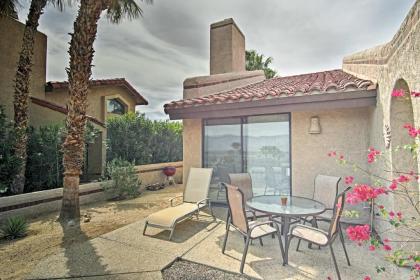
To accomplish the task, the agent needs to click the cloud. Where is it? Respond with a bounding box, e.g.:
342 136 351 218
17 0 415 119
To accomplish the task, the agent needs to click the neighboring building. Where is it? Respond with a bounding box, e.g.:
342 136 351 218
0 16 148 179
165 2 419 237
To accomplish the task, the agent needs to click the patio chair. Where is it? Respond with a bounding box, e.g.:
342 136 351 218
285 187 351 280
296 175 341 250
228 173 271 221
221 183 285 274
143 168 213 241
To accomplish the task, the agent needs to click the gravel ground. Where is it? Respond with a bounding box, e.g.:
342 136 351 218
162 259 253 280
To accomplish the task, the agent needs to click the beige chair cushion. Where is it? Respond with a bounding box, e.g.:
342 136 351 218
249 221 277 238
183 168 213 203
146 203 201 228
291 224 329 245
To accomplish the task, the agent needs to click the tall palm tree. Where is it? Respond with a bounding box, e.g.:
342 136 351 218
0 0 20 19
11 0 64 194
246 50 277 79
59 0 151 221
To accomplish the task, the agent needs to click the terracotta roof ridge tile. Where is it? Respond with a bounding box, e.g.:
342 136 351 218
46 78 148 106
164 69 376 111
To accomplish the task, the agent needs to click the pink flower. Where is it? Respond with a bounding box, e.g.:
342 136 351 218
346 184 387 205
389 211 395 218
383 238 390 243
411 91 420 97
391 89 405 97
328 151 337 157
403 124 420 138
378 205 384 209
383 244 392 251
345 176 354 185
389 180 398 191
364 276 371 280
369 245 376 251
346 225 370 243
397 175 410 183
397 211 402 219
367 147 381 163
414 263 420 271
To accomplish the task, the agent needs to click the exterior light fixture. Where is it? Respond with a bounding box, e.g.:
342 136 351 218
309 116 321 134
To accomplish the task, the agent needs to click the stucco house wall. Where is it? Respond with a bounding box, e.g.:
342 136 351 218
45 85 138 123
0 17 46 118
291 108 371 198
342 1 420 238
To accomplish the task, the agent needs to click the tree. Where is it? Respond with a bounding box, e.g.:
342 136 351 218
246 50 277 79
59 0 151 221
0 0 20 19
11 0 64 194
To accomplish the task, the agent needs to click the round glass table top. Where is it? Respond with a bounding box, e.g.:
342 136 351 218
247 195 326 217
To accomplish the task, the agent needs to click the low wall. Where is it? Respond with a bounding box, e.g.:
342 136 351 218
0 161 183 221
136 161 183 186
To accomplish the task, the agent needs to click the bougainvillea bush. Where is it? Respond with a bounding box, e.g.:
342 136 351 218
329 90 419 279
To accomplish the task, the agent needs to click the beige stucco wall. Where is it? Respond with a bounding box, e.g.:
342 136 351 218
291 109 371 197
343 1 419 238
210 18 245 75
45 85 137 123
0 17 47 118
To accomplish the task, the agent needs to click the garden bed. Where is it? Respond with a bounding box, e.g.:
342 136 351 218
0 184 184 280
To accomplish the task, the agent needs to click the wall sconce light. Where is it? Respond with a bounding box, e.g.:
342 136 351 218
309 116 321 134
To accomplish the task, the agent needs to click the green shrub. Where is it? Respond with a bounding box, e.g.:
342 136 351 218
102 158 141 200
106 112 182 165
1 216 28 239
0 106 21 194
25 122 100 193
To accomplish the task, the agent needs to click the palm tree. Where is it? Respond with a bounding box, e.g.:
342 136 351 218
59 0 151 221
246 50 277 79
11 0 64 194
0 0 20 19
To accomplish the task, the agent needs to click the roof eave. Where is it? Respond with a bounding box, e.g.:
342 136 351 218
165 89 377 120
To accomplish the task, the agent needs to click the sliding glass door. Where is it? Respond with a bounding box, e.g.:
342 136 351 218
203 114 290 202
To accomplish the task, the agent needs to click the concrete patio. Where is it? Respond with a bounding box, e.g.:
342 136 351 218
29 208 410 280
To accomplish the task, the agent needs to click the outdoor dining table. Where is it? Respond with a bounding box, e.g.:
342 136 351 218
246 195 326 265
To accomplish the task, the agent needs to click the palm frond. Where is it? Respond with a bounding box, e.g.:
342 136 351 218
106 0 153 24
0 0 21 19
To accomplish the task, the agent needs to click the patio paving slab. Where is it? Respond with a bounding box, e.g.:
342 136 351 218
28 207 411 280
29 213 221 279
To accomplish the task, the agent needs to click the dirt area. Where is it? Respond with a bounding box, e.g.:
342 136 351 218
162 259 252 280
0 184 184 280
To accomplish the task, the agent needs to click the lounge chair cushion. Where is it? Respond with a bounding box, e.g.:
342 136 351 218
291 224 329 245
249 221 277 238
146 203 201 228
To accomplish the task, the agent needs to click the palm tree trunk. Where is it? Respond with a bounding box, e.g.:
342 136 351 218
59 0 104 221
11 0 48 194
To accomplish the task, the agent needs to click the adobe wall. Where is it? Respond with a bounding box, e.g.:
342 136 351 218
0 17 47 118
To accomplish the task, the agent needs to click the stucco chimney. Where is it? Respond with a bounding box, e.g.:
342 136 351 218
210 18 245 75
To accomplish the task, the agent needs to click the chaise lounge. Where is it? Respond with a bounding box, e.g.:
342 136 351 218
143 168 213 240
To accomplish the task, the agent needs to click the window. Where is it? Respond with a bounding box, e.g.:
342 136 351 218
107 98 126 115
203 114 291 202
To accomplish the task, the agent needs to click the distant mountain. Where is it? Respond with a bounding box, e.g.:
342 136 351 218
205 135 289 153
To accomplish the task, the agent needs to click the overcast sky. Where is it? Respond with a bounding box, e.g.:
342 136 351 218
17 0 415 119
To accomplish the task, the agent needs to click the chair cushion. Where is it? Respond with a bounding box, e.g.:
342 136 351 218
249 221 277 238
291 225 329 245
146 203 201 228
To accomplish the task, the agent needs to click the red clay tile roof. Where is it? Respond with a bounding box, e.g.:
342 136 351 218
46 78 148 105
164 69 375 111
